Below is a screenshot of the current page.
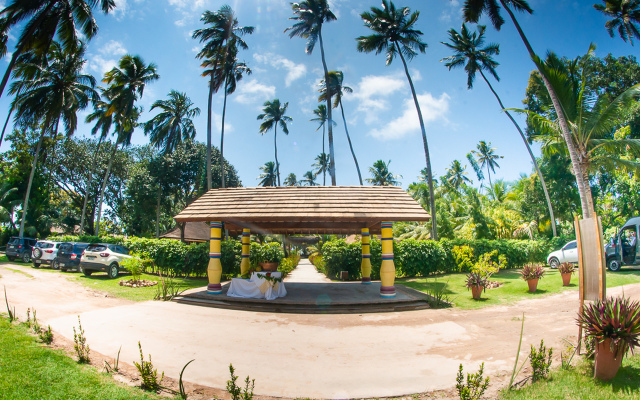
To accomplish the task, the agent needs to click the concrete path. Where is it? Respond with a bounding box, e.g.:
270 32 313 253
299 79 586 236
284 258 332 283
3 260 640 399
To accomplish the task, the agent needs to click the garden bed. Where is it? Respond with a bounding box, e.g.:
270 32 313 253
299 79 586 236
119 279 158 288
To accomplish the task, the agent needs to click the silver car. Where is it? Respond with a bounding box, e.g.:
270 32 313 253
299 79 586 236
547 240 578 269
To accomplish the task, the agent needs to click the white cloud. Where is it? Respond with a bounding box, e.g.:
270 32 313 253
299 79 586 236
88 40 128 76
368 92 450 140
112 0 128 19
253 53 307 87
234 79 276 105
440 0 461 23
213 112 234 133
347 74 406 123
100 40 127 56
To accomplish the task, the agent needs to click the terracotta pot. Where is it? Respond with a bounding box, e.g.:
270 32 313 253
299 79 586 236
561 272 572 286
527 278 539 293
594 339 624 381
471 285 483 300
259 262 278 272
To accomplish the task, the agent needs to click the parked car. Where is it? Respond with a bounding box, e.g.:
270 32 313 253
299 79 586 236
547 240 579 268
5 236 38 263
605 217 640 272
79 243 131 279
55 242 89 272
32 240 63 268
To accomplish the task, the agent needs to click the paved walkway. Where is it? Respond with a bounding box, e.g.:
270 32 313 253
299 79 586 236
2 260 640 398
284 258 332 283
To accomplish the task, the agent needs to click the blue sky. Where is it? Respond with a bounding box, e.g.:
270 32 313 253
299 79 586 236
0 0 636 189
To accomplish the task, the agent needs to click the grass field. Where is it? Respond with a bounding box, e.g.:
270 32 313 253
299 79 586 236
0 317 169 400
400 268 640 310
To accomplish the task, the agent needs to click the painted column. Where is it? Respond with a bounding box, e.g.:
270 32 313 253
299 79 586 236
207 221 223 294
240 228 251 276
380 221 396 297
361 228 372 284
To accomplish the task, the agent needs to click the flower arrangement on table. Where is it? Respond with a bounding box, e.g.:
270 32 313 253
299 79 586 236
261 272 283 284
240 268 257 280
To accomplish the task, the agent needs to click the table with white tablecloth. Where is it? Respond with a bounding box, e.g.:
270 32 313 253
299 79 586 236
227 271 287 300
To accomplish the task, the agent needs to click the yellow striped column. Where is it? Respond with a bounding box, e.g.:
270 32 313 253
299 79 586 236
361 228 372 284
207 221 223 294
240 228 251 276
380 222 396 297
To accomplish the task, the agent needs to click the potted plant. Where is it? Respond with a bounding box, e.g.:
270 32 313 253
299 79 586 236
520 263 546 293
256 243 284 272
558 262 575 286
466 272 488 300
577 296 640 380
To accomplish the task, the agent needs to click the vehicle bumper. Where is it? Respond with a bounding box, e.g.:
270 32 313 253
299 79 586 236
80 262 108 272
33 259 53 265
57 259 81 268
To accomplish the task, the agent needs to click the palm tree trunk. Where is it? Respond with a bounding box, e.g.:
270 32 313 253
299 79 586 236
18 133 45 237
396 42 438 241
206 75 215 191
339 100 363 185
79 136 104 235
501 1 592 219
0 106 13 148
317 29 336 186
322 124 326 186
220 80 229 189
479 70 557 236
95 144 119 237
155 185 162 238
487 165 492 187
274 125 281 186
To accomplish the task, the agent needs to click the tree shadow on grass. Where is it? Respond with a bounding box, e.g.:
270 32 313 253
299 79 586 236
604 364 640 395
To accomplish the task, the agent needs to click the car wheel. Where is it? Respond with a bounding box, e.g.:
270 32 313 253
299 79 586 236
7 256 15 262
60 267 67 272
549 257 560 269
22 253 31 263
52 260 60 270
32 248 43 259
108 263 119 279
80 266 92 276
607 258 621 272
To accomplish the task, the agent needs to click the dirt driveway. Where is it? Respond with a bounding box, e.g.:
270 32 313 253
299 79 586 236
2 260 639 399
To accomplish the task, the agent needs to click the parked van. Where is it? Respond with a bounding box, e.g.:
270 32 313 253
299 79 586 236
605 217 640 271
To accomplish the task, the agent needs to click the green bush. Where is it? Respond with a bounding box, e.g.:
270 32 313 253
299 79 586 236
250 242 284 265
395 239 445 277
279 254 300 277
321 239 362 280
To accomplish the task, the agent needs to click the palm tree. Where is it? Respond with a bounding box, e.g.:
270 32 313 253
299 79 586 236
257 99 292 187
366 160 402 186
285 0 337 185
487 179 508 203
312 153 330 185
319 70 363 185
258 161 277 187
594 0 640 45
94 55 158 237
12 41 97 237
470 141 503 187
0 0 115 100
357 1 437 239
193 5 254 191
310 105 334 185
144 90 200 237
441 24 557 236
511 47 640 215
463 0 592 218
301 171 318 186
284 173 298 186
444 160 472 192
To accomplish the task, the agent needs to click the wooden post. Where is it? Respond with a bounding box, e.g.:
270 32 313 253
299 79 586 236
207 221 223 294
380 222 396 297
240 228 251 276
361 228 372 284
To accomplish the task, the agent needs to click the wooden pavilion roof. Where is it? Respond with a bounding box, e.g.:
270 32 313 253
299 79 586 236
173 186 430 234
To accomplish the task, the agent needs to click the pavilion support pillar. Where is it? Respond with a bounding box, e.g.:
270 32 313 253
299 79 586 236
361 228 372 284
240 228 251 276
207 221 223 294
380 221 396 297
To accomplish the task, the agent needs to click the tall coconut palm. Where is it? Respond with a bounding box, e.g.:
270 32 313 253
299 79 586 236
285 0 337 185
441 24 557 236
463 0 592 218
0 0 115 100
284 173 298 186
357 1 437 239
12 41 97 237
594 0 640 45
258 161 277 187
257 99 292 187
444 160 472 192
319 70 363 185
470 141 503 187
312 153 330 185
193 5 254 191
310 105 334 185
366 160 402 186
144 90 200 237
301 171 318 186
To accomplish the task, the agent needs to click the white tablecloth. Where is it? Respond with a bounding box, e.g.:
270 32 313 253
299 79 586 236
227 272 287 300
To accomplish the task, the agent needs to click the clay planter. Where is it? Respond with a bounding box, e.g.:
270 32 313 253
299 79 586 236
527 278 539 293
259 262 278 272
561 272 572 286
471 285 484 300
594 339 624 381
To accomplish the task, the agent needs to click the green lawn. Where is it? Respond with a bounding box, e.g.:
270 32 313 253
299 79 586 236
0 317 170 400
0 254 8 263
400 268 640 310
500 355 640 400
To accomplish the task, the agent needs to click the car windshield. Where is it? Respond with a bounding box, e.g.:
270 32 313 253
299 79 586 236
35 242 54 249
86 244 107 252
74 244 89 252
59 243 73 252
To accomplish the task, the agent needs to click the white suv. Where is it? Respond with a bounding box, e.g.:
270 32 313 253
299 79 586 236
32 241 63 269
79 243 132 279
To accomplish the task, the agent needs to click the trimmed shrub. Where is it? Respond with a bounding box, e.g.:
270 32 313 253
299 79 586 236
395 239 446 277
279 254 300 277
322 239 362 280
